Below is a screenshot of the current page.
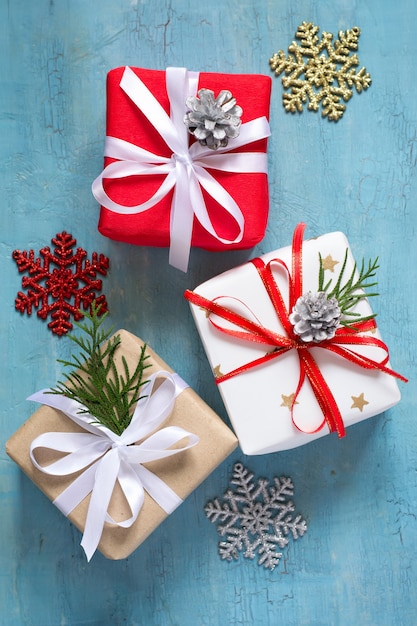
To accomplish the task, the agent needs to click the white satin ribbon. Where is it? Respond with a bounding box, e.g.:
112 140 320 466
92 66 271 272
28 371 199 561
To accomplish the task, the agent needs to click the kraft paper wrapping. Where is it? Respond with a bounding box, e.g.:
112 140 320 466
6 329 238 559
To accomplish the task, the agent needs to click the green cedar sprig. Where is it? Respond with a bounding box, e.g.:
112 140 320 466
318 249 379 327
48 302 151 435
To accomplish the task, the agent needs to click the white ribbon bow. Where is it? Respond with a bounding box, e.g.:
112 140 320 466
92 66 271 272
29 371 199 561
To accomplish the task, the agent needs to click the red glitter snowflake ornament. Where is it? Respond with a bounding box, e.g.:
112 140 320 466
13 231 110 336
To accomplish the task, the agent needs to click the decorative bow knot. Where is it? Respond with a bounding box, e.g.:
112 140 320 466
29 371 199 561
92 66 271 272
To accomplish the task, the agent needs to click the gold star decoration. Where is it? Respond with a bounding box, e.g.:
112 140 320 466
320 254 339 273
351 392 369 412
269 22 372 121
213 364 224 378
281 393 298 409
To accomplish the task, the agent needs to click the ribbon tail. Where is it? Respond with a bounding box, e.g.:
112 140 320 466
53 462 99 517
289 359 327 435
105 460 145 528
193 165 244 244
301 351 346 438
169 161 194 272
81 449 120 562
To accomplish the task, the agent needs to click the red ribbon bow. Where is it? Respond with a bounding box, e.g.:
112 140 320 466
185 223 407 438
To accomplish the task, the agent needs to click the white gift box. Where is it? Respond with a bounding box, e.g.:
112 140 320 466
186 229 403 454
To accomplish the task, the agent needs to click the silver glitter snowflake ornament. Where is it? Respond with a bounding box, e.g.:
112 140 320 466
184 88 242 150
289 291 341 342
205 463 307 571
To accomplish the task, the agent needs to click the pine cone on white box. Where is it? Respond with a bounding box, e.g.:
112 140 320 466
289 291 341 343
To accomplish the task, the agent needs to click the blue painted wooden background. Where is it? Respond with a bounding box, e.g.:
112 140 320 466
1 1 416 624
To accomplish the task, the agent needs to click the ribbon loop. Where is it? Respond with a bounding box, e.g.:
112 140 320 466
29 371 199 561
92 66 271 272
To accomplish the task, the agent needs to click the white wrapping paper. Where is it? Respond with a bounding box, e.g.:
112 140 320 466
187 231 402 454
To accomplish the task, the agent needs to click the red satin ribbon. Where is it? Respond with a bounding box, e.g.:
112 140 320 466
185 223 407 438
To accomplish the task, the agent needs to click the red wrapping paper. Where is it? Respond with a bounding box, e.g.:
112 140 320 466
97 67 271 250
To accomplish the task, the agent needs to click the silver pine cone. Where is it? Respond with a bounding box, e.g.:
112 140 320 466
184 88 242 150
289 291 341 343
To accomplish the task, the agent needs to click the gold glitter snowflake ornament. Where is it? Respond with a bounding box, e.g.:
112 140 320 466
269 22 372 121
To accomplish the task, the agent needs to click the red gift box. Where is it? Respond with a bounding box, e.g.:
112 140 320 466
92 66 271 271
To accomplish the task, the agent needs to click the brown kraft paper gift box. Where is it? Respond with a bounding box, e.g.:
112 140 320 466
6 329 238 560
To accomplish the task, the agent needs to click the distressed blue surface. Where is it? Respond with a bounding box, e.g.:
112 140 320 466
1 1 416 625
